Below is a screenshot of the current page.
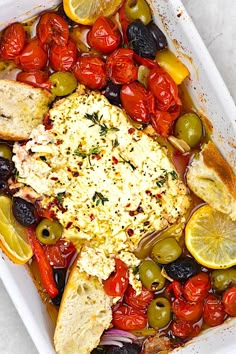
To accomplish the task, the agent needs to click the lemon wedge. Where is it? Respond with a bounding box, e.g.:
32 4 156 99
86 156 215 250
0 196 33 264
185 205 236 269
63 0 123 25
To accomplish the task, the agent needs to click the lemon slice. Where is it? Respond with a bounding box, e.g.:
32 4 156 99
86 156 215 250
185 205 236 269
63 0 123 25
0 196 33 264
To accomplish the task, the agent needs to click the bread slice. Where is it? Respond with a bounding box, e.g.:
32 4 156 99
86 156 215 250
54 263 112 354
0 79 54 140
187 141 236 220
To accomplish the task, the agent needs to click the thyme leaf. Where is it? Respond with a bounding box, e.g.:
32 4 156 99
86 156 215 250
84 112 119 136
74 146 101 159
92 191 109 206
56 192 65 204
156 169 179 188
112 138 119 149
119 154 136 171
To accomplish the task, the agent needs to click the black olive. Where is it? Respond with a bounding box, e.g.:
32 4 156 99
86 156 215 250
0 157 14 181
0 180 9 195
51 268 67 306
147 22 168 51
12 197 37 226
164 257 201 282
126 20 157 59
106 343 141 354
104 81 122 106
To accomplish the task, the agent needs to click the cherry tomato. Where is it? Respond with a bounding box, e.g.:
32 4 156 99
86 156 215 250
120 82 154 124
112 305 147 330
49 39 77 71
150 110 173 138
124 285 154 312
37 13 69 46
44 239 76 268
223 286 236 316
73 56 106 90
148 67 181 111
172 321 193 338
87 16 121 54
103 258 129 297
17 70 51 90
203 294 225 327
0 22 25 59
172 297 203 323
106 48 138 85
183 272 211 303
17 38 48 71
166 281 183 298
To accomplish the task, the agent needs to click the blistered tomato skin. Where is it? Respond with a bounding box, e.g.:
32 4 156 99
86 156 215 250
17 70 51 90
223 286 236 316
17 39 48 71
73 56 107 90
103 258 129 297
87 16 121 54
0 22 25 59
124 285 154 311
37 13 69 46
172 321 193 338
183 272 211 303
203 294 225 327
172 297 203 323
112 305 147 330
49 39 77 71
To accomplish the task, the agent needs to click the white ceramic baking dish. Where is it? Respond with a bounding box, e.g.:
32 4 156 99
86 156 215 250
0 0 236 353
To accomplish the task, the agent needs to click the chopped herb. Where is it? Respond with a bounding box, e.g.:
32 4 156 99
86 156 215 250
119 154 136 171
92 191 109 206
133 266 139 275
39 156 47 161
156 169 179 188
56 192 65 204
74 146 101 165
13 170 20 180
112 138 119 149
170 170 178 180
84 112 119 136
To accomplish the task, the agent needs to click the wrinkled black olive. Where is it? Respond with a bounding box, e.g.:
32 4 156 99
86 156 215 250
0 180 9 195
12 197 37 226
164 257 200 282
0 157 14 181
127 20 157 59
51 268 67 306
104 81 122 106
147 22 168 51
106 343 141 354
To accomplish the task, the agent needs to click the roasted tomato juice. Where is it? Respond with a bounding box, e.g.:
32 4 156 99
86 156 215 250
0 2 235 354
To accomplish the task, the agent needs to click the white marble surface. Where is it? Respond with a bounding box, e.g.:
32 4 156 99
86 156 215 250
0 1 236 353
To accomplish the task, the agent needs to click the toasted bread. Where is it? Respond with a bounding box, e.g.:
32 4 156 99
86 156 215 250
54 263 112 354
0 79 54 141
187 141 236 220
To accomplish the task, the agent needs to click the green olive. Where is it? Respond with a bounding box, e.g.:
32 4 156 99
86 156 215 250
212 268 236 292
36 219 63 245
174 112 203 148
49 72 77 97
151 237 182 264
0 143 12 159
147 297 171 329
125 0 152 25
139 259 165 291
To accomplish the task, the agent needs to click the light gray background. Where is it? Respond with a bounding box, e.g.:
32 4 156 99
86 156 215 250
0 0 236 353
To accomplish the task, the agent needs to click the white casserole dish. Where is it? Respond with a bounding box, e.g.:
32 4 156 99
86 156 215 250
0 0 236 353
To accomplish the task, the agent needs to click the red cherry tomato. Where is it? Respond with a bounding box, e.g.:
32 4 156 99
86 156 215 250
120 82 154 124
49 39 77 71
106 48 138 85
203 294 225 327
87 16 121 54
44 239 76 268
0 22 25 59
223 286 236 317
37 13 69 46
148 67 181 111
133 53 158 70
103 258 129 297
124 285 154 312
112 305 147 330
150 110 173 138
172 321 193 338
166 281 183 298
17 70 51 90
17 38 48 71
183 272 211 303
73 56 106 90
172 297 203 323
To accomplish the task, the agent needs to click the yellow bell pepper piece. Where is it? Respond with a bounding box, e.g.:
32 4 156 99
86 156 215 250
155 49 189 85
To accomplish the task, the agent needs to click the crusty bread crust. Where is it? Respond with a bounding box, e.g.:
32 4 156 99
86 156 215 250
0 79 54 141
201 141 236 199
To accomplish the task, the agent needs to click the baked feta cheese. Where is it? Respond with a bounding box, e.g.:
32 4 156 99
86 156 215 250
13 85 190 283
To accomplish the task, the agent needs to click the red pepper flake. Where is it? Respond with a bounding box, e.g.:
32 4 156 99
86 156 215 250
65 222 73 229
67 167 71 172
78 162 83 166
43 113 53 130
56 139 63 146
72 171 79 177
126 203 131 208
127 228 134 236
90 214 95 221
112 156 119 164
145 190 151 195
94 154 101 160
128 127 135 135
156 194 162 199
129 211 135 216
50 177 58 181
